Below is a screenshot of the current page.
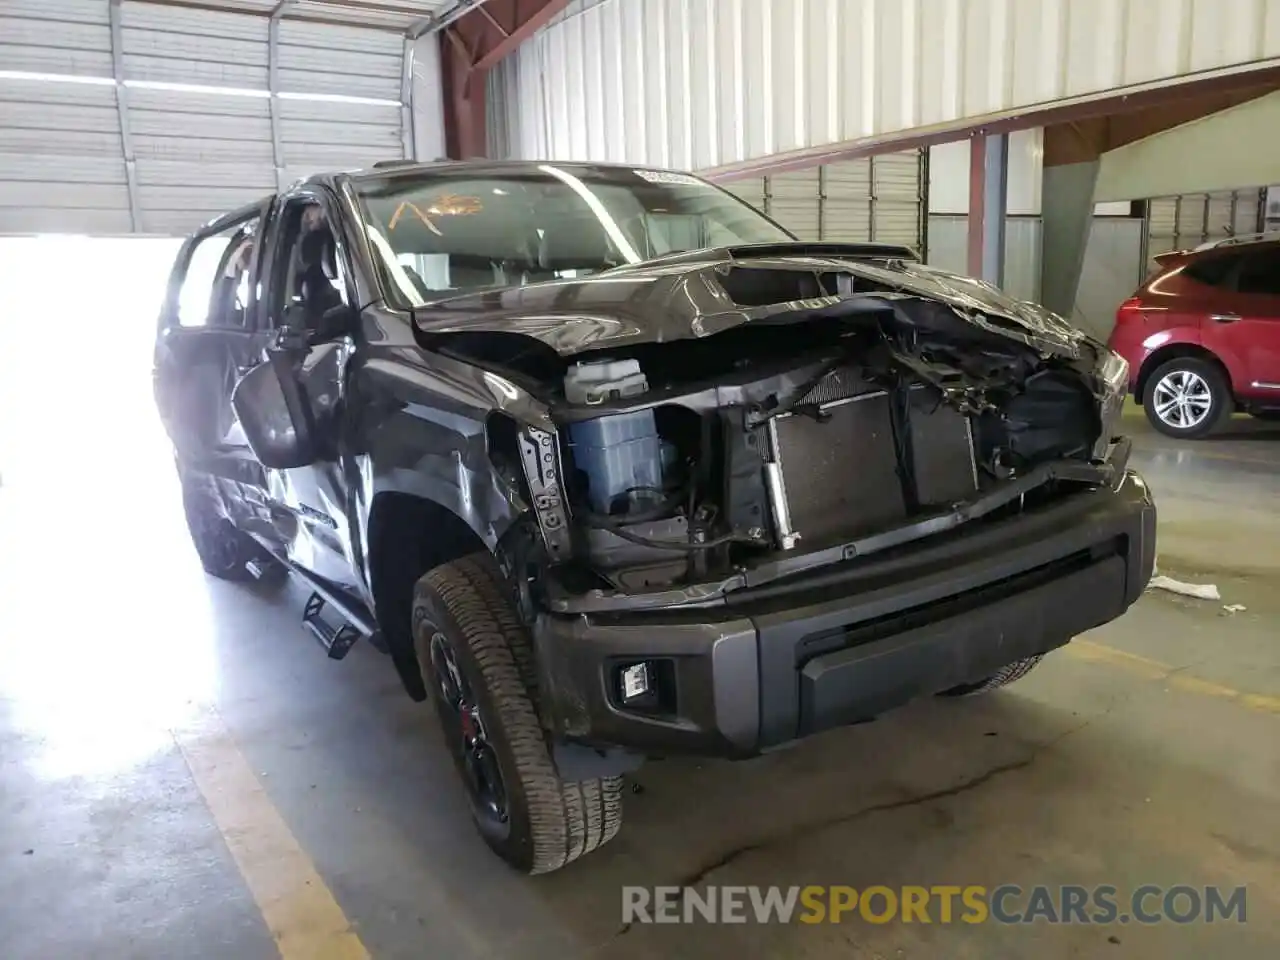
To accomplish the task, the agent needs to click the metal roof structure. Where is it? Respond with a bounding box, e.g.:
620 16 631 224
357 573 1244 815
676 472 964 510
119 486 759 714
0 0 481 234
131 0 474 34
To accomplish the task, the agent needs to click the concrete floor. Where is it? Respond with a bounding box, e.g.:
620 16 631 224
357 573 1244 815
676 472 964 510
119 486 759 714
2 411 1278 959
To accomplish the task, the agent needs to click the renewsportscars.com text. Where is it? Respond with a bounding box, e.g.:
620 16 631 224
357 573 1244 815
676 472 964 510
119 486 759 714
621 884 1248 925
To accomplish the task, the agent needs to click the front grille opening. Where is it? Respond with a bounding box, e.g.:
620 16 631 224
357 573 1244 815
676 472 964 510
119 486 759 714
795 539 1123 666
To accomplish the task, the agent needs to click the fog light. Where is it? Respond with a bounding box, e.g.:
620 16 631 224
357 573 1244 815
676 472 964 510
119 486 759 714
620 662 653 702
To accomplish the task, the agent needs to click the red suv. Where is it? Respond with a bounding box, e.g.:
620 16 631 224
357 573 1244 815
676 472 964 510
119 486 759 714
1108 235 1280 438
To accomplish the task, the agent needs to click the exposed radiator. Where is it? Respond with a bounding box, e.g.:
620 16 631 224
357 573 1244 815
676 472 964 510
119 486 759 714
772 394 906 546
909 391 980 507
765 369 980 549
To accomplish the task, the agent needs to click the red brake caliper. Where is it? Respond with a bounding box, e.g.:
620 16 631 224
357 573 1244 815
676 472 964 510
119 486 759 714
460 707 478 741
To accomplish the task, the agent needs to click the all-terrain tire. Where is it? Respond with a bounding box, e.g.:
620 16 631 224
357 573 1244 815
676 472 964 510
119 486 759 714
1141 356 1232 439
938 655 1045 697
180 471 283 583
413 553 623 874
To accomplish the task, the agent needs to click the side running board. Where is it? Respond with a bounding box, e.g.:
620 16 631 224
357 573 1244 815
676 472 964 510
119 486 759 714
243 533 383 661
302 592 363 660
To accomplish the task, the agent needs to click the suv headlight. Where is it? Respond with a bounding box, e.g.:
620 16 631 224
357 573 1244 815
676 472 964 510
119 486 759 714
1093 349 1129 461
1097 349 1130 397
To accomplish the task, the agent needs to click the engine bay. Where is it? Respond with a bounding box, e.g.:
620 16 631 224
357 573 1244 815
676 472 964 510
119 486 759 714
512 297 1109 600
415 250 1128 605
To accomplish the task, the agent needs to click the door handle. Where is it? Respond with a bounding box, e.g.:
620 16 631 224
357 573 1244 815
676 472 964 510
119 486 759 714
1209 313 1240 323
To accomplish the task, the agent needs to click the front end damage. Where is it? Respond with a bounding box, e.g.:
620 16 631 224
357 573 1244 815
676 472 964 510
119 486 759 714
419 250 1154 758
486 258 1134 613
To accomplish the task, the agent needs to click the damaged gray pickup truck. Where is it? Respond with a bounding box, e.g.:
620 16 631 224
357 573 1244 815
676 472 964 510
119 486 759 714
153 160 1155 874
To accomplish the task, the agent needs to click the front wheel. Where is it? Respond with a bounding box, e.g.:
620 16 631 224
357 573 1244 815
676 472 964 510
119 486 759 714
1141 357 1231 439
938 655 1044 697
413 553 623 874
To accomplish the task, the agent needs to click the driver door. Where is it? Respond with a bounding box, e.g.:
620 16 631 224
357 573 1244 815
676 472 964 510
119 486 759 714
251 188 362 588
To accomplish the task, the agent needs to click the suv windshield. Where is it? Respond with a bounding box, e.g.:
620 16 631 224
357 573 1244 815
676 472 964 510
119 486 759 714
353 163 792 307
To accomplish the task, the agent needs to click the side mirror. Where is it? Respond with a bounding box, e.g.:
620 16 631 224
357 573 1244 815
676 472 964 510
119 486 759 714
231 354 319 469
278 303 359 346
314 303 360 342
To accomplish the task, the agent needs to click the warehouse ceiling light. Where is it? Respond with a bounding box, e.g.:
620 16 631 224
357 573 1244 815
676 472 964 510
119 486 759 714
0 70 400 107
0 70 115 87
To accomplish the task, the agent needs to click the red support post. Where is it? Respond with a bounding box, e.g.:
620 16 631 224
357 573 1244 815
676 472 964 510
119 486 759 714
966 135 987 279
438 0 571 159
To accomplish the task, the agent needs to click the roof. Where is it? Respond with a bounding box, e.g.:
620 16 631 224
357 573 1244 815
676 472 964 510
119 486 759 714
1189 232 1280 254
138 1 461 33
341 158 693 185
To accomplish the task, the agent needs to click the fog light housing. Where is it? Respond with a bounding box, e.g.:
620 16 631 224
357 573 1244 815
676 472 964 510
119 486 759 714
619 662 653 702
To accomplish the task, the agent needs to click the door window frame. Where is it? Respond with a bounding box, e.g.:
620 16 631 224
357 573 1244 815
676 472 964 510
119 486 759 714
258 186 359 333
160 200 272 333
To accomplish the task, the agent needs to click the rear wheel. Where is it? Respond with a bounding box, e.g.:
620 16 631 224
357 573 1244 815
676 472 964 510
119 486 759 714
413 553 623 874
939 655 1044 697
1142 357 1231 439
180 472 283 582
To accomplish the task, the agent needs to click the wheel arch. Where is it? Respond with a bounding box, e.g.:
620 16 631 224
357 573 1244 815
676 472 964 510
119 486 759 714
353 350 547 699
366 492 496 700
1134 344 1232 406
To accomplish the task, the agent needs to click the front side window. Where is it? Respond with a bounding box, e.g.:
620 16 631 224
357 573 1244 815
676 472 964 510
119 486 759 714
352 164 793 307
268 198 349 331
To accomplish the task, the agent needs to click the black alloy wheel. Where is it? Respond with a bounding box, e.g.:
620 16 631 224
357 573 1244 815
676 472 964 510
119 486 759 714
426 625 511 835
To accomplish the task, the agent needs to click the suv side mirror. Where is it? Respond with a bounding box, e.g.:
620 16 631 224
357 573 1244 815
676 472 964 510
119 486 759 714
279 303 359 346
314 303 360 342
231 353 319 469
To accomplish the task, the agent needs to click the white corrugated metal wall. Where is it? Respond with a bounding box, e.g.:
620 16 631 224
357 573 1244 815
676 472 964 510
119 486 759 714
0 0 443 235
487 46 927 251
491 0 1280 174
721 152 926 250
1144 190 1265 258
0 0 128 233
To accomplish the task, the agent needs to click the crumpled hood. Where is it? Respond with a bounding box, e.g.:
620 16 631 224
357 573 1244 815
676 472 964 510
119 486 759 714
410 242 1094 360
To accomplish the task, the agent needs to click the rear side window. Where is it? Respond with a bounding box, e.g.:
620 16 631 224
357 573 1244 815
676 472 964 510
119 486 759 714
176 214 261 327
1235 250 1280 295
1181 255 1237 288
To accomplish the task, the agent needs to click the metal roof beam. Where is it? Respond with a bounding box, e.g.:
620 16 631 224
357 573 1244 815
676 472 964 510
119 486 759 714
108 0 142 231
268 0 295 191
400 34 416 159
421 0 497 36
438 0 569 158
124 0 421 34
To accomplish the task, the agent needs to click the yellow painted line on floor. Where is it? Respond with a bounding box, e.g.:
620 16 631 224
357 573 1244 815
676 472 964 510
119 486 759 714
1068 639 1280 716
173 709 371 960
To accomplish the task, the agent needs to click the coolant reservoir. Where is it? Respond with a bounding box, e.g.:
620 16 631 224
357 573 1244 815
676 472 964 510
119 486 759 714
565 360 663 514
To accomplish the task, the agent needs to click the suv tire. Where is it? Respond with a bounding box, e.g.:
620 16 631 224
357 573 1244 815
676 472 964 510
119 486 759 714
413 553 623 874
180 472 284 582
1142 357 1231 439
938 655 1044 697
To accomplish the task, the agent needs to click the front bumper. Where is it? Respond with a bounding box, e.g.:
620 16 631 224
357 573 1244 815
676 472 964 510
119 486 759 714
534 470 1156 759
